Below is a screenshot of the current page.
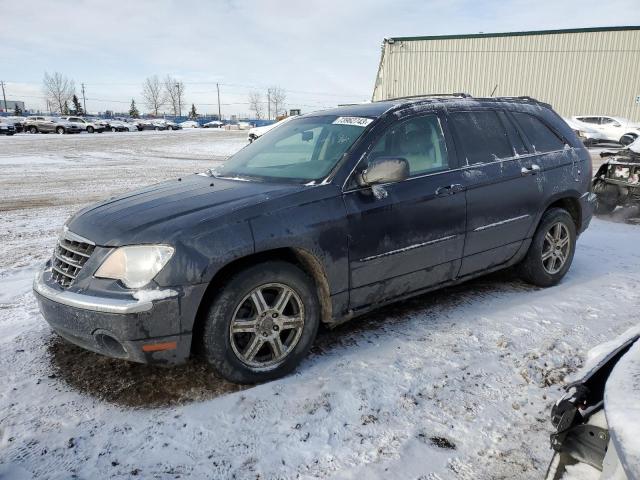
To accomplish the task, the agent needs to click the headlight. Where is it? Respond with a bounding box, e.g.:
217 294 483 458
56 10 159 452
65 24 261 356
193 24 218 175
95 245 174 289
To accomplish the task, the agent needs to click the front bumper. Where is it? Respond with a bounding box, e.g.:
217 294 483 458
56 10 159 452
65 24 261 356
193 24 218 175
33 270 199 365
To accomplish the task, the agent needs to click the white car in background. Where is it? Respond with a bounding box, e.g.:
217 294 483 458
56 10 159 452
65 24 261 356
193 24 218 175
247 115 296 143
568 116 640 146
179 120 200 128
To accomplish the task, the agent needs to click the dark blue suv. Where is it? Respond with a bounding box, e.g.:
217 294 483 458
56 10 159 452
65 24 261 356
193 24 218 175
33 95 595 383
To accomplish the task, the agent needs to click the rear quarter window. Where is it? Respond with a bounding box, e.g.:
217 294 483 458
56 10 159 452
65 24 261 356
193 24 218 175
512 112 566 153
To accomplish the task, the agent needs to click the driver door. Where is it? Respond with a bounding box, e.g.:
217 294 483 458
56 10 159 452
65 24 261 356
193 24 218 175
343 112 467 309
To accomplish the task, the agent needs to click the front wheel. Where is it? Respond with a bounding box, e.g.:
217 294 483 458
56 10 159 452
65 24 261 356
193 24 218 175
87 126 94 133
29 126 38 134
111 127 117 132
519 208 576 287
201 261 320 384
56 127 65 134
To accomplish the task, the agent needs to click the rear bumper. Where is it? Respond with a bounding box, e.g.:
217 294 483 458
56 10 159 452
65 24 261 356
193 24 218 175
33 270 201 365
579 191 596 233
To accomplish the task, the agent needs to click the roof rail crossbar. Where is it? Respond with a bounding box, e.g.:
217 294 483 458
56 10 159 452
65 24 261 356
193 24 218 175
382 92 472 102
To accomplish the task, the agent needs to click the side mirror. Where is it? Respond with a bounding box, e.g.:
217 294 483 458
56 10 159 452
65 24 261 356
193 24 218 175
358 156 410 186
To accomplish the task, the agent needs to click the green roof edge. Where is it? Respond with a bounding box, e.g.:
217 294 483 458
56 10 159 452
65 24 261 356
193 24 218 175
387 25 640 42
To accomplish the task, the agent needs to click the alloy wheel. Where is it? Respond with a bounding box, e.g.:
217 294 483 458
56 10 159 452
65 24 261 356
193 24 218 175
542 222 571 274
229 283 305 370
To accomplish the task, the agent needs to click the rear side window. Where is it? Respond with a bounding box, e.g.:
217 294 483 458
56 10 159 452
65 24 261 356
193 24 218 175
512 112 565 153
449 111 513 164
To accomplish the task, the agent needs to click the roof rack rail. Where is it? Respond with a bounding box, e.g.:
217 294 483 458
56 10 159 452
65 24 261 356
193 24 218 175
382 92 472 102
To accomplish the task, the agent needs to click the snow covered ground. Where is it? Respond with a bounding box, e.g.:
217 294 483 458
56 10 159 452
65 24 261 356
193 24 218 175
0 131 639 479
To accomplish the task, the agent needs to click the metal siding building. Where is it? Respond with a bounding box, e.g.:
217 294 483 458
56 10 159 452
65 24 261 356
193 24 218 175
372 27 640 121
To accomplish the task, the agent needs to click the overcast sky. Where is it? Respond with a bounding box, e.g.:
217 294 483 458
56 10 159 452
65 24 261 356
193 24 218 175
2 0 639 117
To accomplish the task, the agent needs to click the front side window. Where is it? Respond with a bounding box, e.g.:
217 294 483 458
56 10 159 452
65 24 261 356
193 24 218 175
368 115 449 176
512 112 566 153
216 115 369 183
449 111 513 164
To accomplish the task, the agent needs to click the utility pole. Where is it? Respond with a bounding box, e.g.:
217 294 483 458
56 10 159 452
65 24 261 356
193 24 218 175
175 83 182 117
0 81 7 112
81 83 87 115
216 83 221 121
267 88 271 120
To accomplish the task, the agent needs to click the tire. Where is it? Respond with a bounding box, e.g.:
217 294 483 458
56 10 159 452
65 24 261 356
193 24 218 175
87 126 94 133
56 127 65 134
201 261 320 384
620 134 637 146
110 127 117 132
167 126 173 131
154 126 160 131
519 208 577 287
593 180 618 215
29 126 38 134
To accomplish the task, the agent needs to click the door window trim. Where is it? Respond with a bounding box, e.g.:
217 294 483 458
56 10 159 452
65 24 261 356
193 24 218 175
342 110 456 192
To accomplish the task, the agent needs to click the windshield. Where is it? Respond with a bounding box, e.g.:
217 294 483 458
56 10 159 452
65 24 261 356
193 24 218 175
215 115 371 182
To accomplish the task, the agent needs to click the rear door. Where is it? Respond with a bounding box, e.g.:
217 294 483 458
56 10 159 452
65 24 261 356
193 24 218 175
448 109 546 276
509 110 573 200
344 111 467 308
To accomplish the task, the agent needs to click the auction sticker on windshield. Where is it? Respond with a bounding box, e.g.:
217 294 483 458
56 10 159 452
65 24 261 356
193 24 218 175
332 117 373 127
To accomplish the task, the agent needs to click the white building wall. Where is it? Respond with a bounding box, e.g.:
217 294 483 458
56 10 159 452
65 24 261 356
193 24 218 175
372 28 640 121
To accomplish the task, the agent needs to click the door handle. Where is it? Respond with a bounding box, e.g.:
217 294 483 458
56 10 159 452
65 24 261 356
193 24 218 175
521 164 541 176
435 184 464 196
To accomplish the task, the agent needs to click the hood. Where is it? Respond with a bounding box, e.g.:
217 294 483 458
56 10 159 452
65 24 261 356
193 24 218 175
66 174 306 246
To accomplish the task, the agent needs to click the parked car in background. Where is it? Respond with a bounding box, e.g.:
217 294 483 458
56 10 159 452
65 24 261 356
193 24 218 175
545 328 640 480
179 120 200 128
33 95 595 384
23 116 83 134
592 139 640 214
568 116 640 146
2 116 25 133
203 120 224 128
61 116 104 133
0 119 17 135
102 120 130 132
247 115 295 142
135 120 165 131
155 119 182 130
563 117 601 146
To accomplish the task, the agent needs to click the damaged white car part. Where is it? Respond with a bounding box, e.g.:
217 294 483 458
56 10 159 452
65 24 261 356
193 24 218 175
95 245 174 289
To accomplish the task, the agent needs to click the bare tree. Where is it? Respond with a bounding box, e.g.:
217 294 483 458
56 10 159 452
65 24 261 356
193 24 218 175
268 86 286 119
248 90 264 119
42 72 75 114
163 75 185 116
142 75 165 116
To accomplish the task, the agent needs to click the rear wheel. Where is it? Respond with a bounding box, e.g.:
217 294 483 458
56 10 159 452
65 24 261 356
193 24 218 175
111 127 117 132
56 126 65 134
29 126 38 134
87 126 94 133
201 261 320 384
519 208 576 287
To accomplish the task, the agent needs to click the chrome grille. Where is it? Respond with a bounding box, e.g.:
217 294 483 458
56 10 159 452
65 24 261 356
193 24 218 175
51 231 95 288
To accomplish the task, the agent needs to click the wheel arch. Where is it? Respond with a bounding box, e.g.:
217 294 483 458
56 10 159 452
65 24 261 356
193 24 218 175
543 195 582 232
190 247 333 353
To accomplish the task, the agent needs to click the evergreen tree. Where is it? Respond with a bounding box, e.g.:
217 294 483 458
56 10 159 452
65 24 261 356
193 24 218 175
71 94 83 115
189 103 197 119
62 100 70 115
129 99 140 118
14 104 22 116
